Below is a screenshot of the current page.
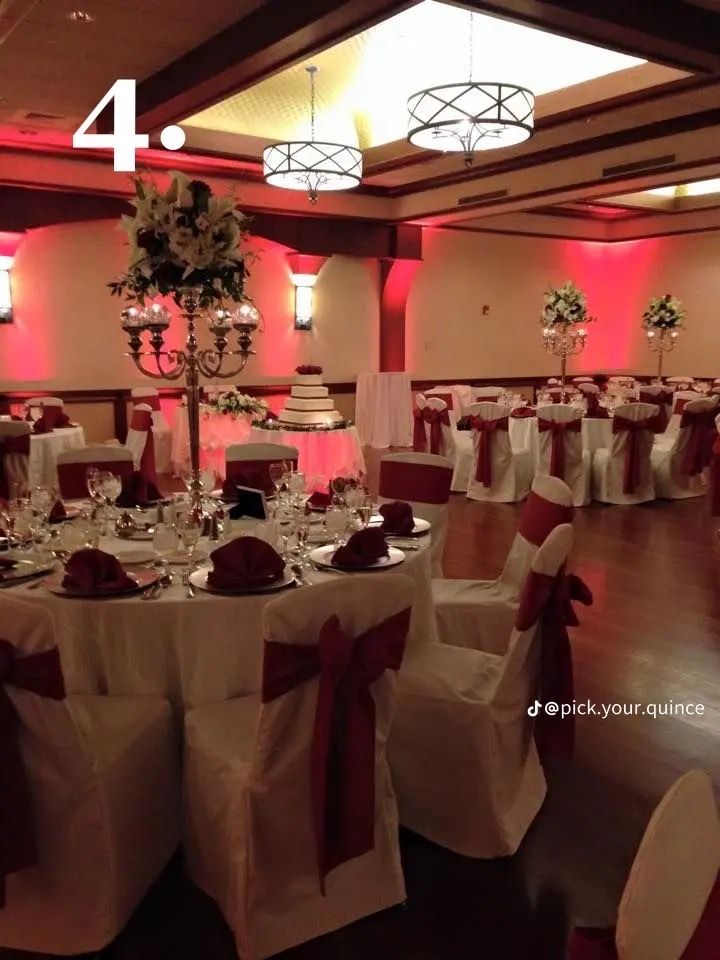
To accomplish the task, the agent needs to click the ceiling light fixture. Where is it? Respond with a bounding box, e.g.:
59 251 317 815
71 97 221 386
407 11 534 167
66 9 95 23
262 66 362 204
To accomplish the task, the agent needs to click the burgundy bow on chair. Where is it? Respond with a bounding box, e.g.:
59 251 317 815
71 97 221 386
0 639 65 907
423 407 450 455
412 407 427 452
639 390 671 433
471 415 509 487
0 433 30 501
129 407 159 487
262 608 410 891
612 416 654 494
516 567 593 766
537 417 582 480
680 408 716 477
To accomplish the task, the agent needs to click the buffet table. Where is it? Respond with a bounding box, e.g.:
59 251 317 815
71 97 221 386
30 425 86 488
14 531 435 710
248 425 366 484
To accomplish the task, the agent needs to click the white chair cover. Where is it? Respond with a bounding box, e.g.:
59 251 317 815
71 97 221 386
536 403 591 507
425 386 459 426
378 451 453 578
573 376 594 384
466 401 532 503
433 474 573 653
0 420 30 500
56 444 134 500
475 385 503 402
664 390 703 438
429 384 474 416
0 596 180 955
183 574 414 960
615 770 720 960
131 387 172 473
652 397 718 499
592 402 658 505
40 397 63 407
390 524 574 858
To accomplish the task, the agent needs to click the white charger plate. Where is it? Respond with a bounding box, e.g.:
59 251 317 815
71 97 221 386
189 567 295 596
368 516 430 536
0 557 55 585
111 548 157 565
309 544 406 572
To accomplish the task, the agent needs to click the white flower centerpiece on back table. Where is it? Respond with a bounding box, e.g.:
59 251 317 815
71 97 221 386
642 294 685 380
111 170 261 516
541 281 596 399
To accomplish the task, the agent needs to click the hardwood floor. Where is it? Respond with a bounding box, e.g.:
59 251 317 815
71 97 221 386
4 482 720 960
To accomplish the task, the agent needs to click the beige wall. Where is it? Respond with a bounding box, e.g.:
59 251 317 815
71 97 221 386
1 219 719 394
0 220 379 391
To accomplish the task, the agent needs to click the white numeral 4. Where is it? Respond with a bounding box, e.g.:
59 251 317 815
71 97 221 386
73 79 148 172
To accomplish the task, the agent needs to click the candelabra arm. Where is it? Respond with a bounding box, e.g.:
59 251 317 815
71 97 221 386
128 352 185 381
197 350 251 380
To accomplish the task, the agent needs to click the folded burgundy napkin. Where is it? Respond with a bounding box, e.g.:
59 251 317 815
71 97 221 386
62 548 136 593
307 489 331 511
116 471 162 508
511 406 536 418
207 536 285 591
379 501 415 536
32 418 52 434
332 528 389 568
48 500 67 523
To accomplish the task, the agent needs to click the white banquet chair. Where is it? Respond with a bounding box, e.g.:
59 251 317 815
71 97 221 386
412 396 453 458
0 420 31 500
0 596 180 955
124 402 158 483
429 383 474 416
389 524 574 858
183 574 414 960
225 441 298 494
592 402 659 505
639 384 672 433
433 474 573 654
572 376 593 385
130 387 172 474
568 769 720 960
474 385 503 403
651 397 718 500
378 451 453 577
536 403 591 507
664 390 703 439
56 444 134 500
425 388 459 425
466 401 531 503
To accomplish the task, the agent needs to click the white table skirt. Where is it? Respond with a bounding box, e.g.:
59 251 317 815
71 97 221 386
355 372 413 448
248 426 366 484
30 426 86 488
14 535 436 710
172 404 255 476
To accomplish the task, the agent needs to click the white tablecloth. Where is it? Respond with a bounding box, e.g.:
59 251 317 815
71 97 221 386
14 534 435 710
30 426 86 488
248 426 366 484
172 404 254 475
355 372 413 448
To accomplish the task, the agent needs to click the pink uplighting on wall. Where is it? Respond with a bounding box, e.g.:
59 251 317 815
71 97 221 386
380 258 421 372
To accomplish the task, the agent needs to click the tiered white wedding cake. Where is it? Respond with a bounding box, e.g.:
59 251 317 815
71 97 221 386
278 365 343 427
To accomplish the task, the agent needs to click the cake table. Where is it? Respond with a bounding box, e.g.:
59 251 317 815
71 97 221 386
248 425 366 485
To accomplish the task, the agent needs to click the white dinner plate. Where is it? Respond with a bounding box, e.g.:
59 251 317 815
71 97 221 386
189 567 296 596
45 568 159 599
368 516 431 536
309 544 406 572
111 548 157 565
0 557 56 585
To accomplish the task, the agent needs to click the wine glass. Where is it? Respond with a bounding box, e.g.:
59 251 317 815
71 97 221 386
86 466 101 503
30 485 54 521
153 522 178 558
325 504 347 548
179 514 203 585
288 470 306 504
293 509 311 565
98 472 122 508
268 462 284 497
356 492 373 529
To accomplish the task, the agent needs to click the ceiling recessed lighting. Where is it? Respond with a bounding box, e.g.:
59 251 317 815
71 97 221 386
66 10 95 23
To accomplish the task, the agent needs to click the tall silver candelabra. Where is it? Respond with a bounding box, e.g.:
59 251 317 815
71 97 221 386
542 321 588 400
121 290 260 517
645 327 678 380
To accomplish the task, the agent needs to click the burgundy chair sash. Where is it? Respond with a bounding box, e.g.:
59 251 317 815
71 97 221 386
57 459 134 500
423 407 450 455
639 391 670 433
412 408 427 452
226 457 298 497
0 434 30 501
0 399 10 416
517 491 574 547
129 408 159 485
567 927 617 959
673 396 692 416
471 415 509 487
711 435 720 518
262 608 410 891
379 459 452 504
612 416 654 494
134 395 160 412
537 417 582 479
0 639 65 907
680 409 716 476
516 567 592 766
584 400 609 420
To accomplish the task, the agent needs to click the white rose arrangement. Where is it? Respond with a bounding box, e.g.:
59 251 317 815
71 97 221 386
209 391 268 420
541 281 596 327
642 294 685 331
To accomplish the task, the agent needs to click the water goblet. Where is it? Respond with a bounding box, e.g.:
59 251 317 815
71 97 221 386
268 462 284 498
153 522 178 559
325 504 347 549
86 466 101 504
293 510 311 565
357 493 374 529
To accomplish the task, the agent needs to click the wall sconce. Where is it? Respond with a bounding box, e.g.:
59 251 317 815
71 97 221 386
286 253 328 332
0 256 13 323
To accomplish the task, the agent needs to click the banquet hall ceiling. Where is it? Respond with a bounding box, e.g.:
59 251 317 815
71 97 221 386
1 0 720 243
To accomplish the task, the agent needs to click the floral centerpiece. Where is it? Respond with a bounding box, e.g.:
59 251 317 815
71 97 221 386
642 294 685 331
541 281 596 327
208 391 268 421
109 170 252 308
296 364 323 375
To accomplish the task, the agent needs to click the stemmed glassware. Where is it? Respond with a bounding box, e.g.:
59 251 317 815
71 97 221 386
268 462 284 498
86 466 102 505
178 514 203 583
325 504 347 548
292 508 311 566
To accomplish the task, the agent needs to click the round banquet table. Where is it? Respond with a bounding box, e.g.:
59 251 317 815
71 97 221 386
13 530 435 711
355 372 413 448
248 425 366 485
30 425 86 488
